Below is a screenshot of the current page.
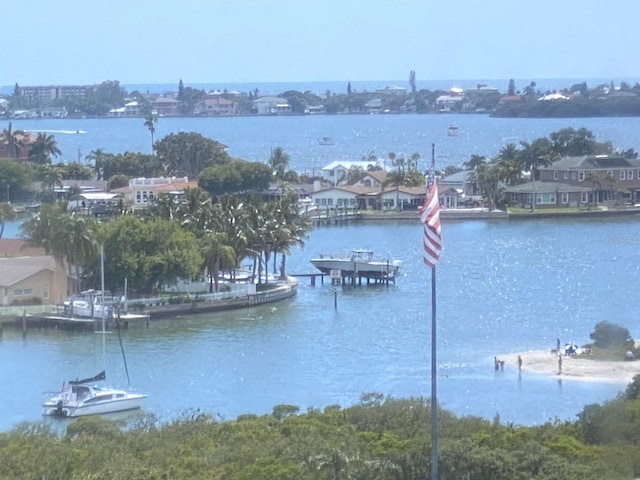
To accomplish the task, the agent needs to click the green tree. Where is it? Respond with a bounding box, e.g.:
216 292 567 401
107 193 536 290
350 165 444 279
1 122 24 158
469 162 503 210
155 132 230 178
549 127 613 157
268 147 290 181
98 216 202 293
589 321 632 349
199 160 271 197
201 231 236 292
27 133 61 165
0 158 33 203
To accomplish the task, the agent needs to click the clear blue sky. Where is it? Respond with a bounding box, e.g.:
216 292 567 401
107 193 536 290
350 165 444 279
3 0 639 86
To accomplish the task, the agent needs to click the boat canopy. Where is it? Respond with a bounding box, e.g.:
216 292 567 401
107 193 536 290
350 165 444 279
69 371 106 385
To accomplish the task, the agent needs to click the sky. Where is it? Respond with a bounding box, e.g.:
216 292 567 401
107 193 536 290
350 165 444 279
2 0 640 87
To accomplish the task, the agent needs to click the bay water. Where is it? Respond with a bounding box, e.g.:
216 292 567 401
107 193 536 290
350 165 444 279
2 111 640 431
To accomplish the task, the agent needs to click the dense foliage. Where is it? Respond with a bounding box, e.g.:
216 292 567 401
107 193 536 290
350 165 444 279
2 391 640 479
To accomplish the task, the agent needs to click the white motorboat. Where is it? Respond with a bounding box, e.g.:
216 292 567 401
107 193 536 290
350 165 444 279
43 371 146 417
310 249 401 277
63 289 115 318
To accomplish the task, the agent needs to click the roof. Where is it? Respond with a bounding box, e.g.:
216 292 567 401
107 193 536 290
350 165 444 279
69 192 122 201
543 155 638 170
0 256 57 287
322 160 381 171
0 239 46 257
504 181 591 194
440 170 472 184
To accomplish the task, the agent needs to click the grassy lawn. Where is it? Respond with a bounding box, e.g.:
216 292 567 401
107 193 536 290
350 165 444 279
507 207 597 214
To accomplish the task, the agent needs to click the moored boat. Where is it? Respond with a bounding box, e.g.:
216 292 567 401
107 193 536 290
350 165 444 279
43 371 146 417
310 249 401 277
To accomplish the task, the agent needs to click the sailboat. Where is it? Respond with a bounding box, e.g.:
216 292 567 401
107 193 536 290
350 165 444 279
43 246 146 417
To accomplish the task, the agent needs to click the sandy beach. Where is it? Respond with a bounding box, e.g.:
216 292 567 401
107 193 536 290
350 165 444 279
500 349 640 385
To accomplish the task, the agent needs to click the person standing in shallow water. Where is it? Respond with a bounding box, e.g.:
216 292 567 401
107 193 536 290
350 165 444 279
558 354 563 375
517 355 522 371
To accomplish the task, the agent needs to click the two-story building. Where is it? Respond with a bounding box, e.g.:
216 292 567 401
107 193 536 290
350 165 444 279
112 177 198 209
539 155 640 205
194 97 237 116
152 97 180 116
252 96 291 115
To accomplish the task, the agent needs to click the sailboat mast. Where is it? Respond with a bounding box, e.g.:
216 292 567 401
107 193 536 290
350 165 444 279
101 244 106 367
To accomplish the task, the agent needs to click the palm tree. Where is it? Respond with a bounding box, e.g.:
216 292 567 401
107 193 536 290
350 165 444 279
144 114 158 155
518 138 558 211
469 162 502 211
28 133 61 164
2 122 24 159
268 147 290 181
495 143 524 186
40 167 64 195
200 231 235 293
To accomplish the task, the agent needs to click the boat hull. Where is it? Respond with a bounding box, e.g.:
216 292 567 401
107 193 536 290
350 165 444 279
310 258 399 276
43 393 146 417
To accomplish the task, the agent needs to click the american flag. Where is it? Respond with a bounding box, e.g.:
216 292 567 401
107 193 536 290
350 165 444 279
419 167 441 268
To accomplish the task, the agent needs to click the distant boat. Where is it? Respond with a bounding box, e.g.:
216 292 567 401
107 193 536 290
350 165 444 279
447 125 459 136
317 136 335 145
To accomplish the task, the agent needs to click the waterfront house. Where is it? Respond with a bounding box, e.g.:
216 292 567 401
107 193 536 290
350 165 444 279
435 94 464 112
0 129 36 159
252 96 291 115
310 184 425 211
538 155 640 205
504 181 591 209
152 97 180 116
194 97 237 116
112 176 198 210
320 160 383 186
0 240 74 307
438 170 482 208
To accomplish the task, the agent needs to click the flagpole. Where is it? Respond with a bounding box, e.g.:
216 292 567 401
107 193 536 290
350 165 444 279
430 143 439 480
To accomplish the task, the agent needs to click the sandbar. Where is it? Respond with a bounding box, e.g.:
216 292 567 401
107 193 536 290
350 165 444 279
500 350 640 385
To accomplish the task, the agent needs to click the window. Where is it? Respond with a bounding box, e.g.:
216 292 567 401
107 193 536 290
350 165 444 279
553 171 559 180
43 287 49 300
562 192 569 204
628 170 634 180
511 193 518 202
572 172 577 180
136 191 141 203
607 171 613 178
564 172 569 180
620 170 626 180
143 192 148 202
581 192 589 203
14 289 33 297
578 171 585 181
536 193 556 204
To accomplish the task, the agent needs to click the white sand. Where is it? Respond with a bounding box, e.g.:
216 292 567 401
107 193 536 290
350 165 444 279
500 350 640 385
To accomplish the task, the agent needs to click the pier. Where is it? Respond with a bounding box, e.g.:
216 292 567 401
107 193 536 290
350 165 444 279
307 207 362 226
